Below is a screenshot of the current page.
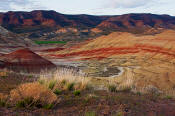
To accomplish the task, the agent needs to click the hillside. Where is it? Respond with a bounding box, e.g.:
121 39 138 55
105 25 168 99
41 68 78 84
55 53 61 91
0 11 175 42
1 48 56 72
49 30 175 91
0 26 34 46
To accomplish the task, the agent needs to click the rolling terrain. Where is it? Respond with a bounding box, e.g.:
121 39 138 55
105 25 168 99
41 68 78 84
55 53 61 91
48 30 175 91
1 10 175 116
0 10 175 43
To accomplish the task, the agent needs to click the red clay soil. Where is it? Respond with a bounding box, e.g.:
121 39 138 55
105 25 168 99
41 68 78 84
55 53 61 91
41 47 65 52
51 44 175 60
2 48 56 72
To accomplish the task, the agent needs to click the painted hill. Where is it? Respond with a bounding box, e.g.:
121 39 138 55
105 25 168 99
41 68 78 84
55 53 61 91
2 48 56 72
0 26 34 46
50 30 175 90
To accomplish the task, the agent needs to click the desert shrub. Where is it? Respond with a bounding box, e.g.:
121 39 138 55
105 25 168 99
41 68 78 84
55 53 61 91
0 100 5 107
54 89 62 95
165 95 173 100
66 83 74 91
38 80 45 85
0 93 8 107
118 86 132 93
39 69 90 91
0 71 8 78
144 85 162 94
73 90 81 96
10 82 57 107
108 85 117 92
85 111 96 116
16 101 25 108
115 111 124 116
43 104 54 109
16 98 34 108
48 81 56 90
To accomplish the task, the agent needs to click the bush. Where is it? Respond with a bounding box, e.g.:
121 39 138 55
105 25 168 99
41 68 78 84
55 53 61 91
66 83 74 91
54 89 62 95
0 93 7 107
16 101 25 108
73 90 81 96
10 82 57 107
85 111 96 116
0 100 5 107
108 85 117 92
43 104 54 109
39 69 90 91
165 96 173 99
49 81 56 90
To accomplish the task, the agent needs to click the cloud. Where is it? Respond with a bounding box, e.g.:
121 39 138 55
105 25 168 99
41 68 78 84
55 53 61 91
106 0 155 8
0 0 46 11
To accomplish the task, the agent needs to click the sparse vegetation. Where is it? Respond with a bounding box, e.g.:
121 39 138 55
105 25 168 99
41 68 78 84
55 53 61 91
73 90 81 96
48 81 56 90
108 85 117 92
85 111 96 116
43 104 54 109
54 89 62 95
0 100 6 107
66 83 74 91
39 69 90 91
10 82 57 107
165 95 173 100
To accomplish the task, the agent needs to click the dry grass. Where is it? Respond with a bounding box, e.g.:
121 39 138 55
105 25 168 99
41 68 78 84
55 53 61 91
0 93 8 101
10 82 57 105
39 68 90 91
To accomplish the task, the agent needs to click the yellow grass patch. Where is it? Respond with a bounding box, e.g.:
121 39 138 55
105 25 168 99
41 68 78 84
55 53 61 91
10 82 57 105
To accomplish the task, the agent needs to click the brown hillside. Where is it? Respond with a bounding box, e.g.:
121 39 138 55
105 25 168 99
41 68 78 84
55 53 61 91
2 48 56 72
50 30 175 90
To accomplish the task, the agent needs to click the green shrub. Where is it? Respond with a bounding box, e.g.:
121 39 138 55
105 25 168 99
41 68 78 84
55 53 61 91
119 87 131 93
136 92 141 96
0 100 5 107
43 104 54 109
61 80 66 85
73 90 81 96
85 111 96 116
38 80 45 85
16 101 25 108
16 98 34 108
115 112 124 116
28 75 33 78
165 95 173 99
49 81 56 90
67 83 74 91
54 89 62 95
108 85 117 92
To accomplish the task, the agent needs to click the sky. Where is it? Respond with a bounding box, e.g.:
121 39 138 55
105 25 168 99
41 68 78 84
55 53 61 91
0 0 175 16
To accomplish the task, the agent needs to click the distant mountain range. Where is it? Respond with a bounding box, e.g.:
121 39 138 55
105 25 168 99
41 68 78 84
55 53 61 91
0 10 175 32
0 10 175 43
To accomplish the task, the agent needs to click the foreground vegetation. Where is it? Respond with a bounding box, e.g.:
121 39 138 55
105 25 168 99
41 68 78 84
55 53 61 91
1 69 175 116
